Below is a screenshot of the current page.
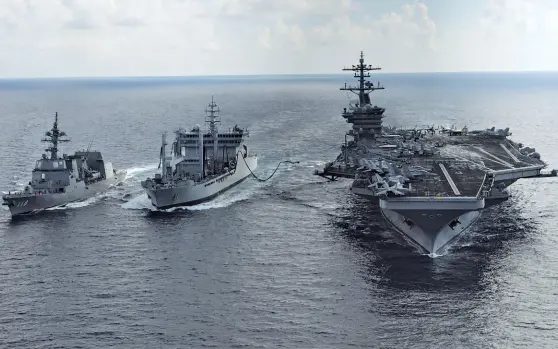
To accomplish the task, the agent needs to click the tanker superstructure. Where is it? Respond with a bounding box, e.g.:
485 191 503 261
316 52 556 255
2 112 127 216
141 98 258 209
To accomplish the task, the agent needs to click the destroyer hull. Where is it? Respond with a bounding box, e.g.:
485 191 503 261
144 156 257 209
3 171 126 216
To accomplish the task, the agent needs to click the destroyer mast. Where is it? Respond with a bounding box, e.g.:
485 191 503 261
41 112 70 160
2 112 127 216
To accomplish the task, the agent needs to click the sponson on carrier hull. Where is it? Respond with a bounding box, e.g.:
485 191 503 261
2 112 127 216
141 97 258 209
316 51 556 255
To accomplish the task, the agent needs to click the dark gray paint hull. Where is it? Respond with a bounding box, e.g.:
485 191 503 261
4 172 126 216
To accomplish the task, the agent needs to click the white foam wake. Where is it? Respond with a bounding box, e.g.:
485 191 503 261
43 163 160 212
121 180 257 212
300 160 327 168
104 163 159 200
118 158 295 212
124 163 159 181
121 192 153 210
187 186 254 211
46 194 105 211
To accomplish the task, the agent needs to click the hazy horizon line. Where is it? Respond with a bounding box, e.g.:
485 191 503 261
1 69 558 81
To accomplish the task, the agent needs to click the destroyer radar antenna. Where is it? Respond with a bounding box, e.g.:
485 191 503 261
41 112 70 159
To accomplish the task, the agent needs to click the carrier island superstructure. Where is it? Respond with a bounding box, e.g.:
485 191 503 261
141 98 258 209
2 112 127 216
316 51 556 255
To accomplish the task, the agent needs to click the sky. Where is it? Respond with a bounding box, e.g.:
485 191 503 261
1 0 558 78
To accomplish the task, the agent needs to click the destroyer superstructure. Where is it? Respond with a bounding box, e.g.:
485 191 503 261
2 112 127 216
141 97 258 209
316 52 555 255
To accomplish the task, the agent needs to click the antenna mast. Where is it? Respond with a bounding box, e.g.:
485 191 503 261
205 96 221 170
339 51 384 105
41 112 70 160
205 96 221 135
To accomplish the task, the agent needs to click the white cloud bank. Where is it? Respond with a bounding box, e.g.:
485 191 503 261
0 0 557 77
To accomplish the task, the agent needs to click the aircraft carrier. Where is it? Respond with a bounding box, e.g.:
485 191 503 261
316 51 556 255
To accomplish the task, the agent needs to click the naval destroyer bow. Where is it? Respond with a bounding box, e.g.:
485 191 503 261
2 112 127 216
316 51 556 255
141 97 258 209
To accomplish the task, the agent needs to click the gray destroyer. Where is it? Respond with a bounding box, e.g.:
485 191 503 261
2 113 127 216
141 97 258 209
316 52 556 255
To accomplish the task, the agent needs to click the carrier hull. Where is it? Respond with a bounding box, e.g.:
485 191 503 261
352 189 486 254
380 204 483 255
315 51 556 256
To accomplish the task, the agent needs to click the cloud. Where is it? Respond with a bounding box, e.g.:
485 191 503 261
255 1 438 72
213 0 353 19
0 0 556 77
113 17 145 27
438 0 558 71
0 0 223 77
61 0 107 30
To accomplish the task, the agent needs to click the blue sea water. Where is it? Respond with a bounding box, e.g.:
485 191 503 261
0 72 557 348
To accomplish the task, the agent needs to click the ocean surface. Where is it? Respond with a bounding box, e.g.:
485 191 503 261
0 72 557 348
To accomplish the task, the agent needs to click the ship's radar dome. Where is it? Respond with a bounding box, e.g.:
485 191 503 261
193 124 201 131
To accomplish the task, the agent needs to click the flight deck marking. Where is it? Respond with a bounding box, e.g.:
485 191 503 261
499 143 520 163
439 163 461 196
472 146 514 168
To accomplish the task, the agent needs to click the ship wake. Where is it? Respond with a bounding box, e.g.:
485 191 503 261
119 163 270 212
15 159 286 214
43 163 159 212
121 181 260 212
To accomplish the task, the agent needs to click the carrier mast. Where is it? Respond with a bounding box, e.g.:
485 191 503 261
339 51 384 105
339 51 387 137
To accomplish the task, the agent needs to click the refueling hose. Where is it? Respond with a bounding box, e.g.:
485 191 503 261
238 151 299 182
